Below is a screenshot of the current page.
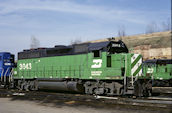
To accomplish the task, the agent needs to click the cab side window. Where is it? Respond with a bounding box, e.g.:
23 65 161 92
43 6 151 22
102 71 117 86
93 50 101 58
107 56 111 67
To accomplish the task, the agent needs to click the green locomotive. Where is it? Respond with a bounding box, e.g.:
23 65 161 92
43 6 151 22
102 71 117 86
143 59 172 87
13 40 152 96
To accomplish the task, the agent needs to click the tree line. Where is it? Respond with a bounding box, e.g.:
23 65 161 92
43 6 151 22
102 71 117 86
30 18 171 48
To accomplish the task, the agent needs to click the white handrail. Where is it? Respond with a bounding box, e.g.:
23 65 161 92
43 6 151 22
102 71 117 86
1 68 4 82
9 68 14 82
4 67 10 83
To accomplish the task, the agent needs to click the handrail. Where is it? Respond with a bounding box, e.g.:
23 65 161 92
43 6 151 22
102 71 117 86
4 67 10 83
124 54 127 94
16 65 124 79
9 68 14 82
1 68 4 82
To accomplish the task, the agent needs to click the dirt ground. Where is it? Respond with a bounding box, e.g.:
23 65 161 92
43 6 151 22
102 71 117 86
0 97 171 113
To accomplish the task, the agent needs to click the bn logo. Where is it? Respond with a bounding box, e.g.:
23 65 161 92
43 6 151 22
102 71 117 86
91 59 102 68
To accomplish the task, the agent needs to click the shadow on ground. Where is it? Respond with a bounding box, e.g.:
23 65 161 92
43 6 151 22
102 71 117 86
1 89 172 113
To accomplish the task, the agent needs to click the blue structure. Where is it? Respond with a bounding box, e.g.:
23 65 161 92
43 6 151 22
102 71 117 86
0 52 15 83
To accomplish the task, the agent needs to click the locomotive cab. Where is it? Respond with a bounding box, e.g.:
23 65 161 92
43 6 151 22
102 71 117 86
86 41 145 96
88 40 128 55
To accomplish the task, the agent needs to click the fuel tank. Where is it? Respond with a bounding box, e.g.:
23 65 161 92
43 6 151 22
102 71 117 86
38 81 84 93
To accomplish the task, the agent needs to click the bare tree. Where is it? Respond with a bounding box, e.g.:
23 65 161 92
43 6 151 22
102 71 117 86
30 35 40 48
161 18 171 31
145 21 159 34
118 25 126 40
71 38 82 45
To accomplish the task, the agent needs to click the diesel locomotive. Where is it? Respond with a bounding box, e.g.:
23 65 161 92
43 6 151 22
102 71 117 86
0 40 171 97
143 59 172 87
0 52 15 87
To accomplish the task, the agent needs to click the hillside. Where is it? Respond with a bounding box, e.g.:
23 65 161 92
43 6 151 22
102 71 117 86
85 31 172 60
120 31 171 48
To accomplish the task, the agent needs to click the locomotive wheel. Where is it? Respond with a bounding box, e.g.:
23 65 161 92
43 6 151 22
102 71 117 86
134 80 152 97
16 80 29 91
134 81 143 97
17 80 23 90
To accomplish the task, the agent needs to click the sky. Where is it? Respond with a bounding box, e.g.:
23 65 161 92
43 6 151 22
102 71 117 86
0 0 171 55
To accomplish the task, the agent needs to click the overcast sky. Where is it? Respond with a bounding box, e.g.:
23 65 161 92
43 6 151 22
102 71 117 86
0 0 171 55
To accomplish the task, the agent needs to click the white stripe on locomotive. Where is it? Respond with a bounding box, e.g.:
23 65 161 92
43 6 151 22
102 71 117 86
131 54 142 77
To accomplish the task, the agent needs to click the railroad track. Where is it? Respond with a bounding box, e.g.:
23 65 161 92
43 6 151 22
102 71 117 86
95 95 172 101
0 88 172 109
95 95 172 107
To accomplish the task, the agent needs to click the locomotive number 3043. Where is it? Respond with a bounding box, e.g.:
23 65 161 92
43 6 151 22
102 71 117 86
19 63 32 70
